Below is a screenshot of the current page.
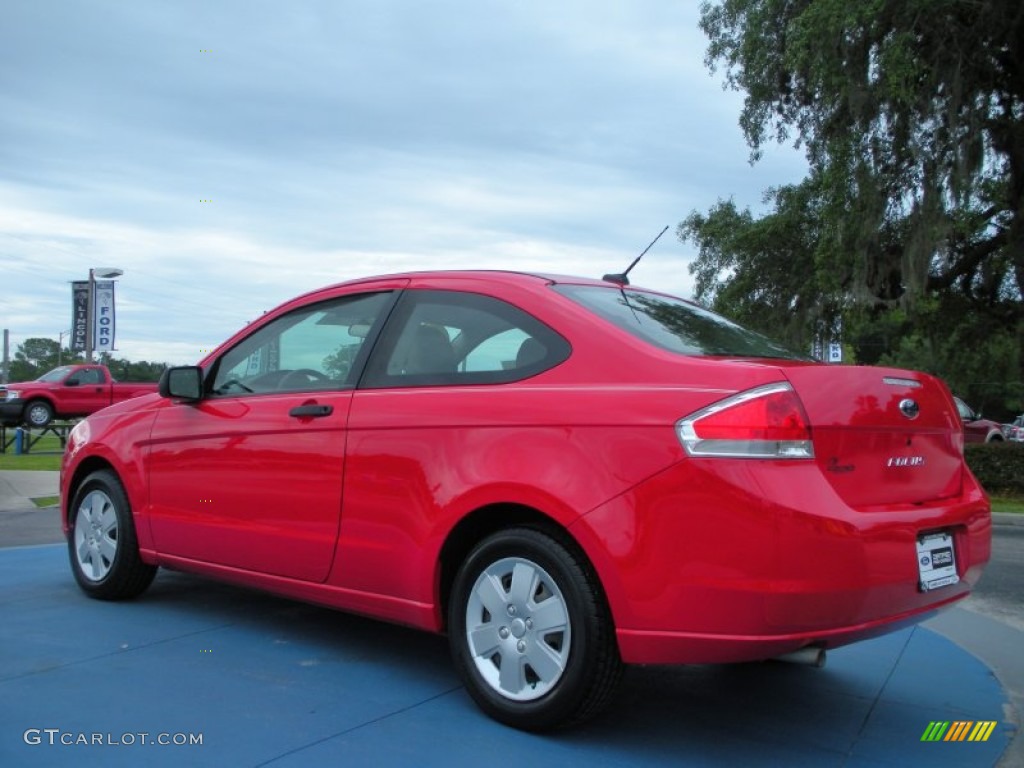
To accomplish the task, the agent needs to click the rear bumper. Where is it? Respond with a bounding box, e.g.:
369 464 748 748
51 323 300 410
571 458 990 665
615 592 963 664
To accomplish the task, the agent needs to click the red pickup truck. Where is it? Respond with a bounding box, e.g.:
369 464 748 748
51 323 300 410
0 365 159 427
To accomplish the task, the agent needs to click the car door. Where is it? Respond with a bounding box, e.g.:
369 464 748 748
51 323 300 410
62 366 109 414
955 397 987 443
145 290 396 582
337 288 571 600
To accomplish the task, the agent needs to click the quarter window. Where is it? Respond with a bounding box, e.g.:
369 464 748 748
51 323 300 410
361 290 569 387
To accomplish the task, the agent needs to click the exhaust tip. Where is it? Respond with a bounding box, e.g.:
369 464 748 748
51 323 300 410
772 647 827 668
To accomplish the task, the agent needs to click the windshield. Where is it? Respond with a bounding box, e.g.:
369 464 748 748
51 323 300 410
554 285 807 360
38 366 74 382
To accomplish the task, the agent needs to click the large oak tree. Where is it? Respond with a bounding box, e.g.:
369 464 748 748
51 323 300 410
680 0 1023 415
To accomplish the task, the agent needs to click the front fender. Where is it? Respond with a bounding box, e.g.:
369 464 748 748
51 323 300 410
61 408 159 548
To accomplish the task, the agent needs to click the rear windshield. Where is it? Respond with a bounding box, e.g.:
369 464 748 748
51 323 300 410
553 284 806 360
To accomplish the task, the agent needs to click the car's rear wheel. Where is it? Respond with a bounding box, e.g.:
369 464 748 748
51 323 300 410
68 470 156 600
448 527 623 731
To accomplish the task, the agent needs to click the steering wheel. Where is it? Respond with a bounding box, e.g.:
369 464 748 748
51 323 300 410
277 368 331 389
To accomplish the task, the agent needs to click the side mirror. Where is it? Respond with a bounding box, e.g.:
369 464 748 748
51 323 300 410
158 366 204 401
64 378 81 387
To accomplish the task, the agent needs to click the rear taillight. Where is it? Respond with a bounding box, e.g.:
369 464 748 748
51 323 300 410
676 382 814 459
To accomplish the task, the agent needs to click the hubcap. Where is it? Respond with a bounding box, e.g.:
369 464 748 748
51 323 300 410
28 406 49 426
74 490 118 581
465 557 570 701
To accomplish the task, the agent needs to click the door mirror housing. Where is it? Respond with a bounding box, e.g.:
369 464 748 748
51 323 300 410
159 366 204 401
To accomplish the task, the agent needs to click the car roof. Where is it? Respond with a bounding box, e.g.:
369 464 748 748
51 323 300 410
289 270 627 304
351 269 611 287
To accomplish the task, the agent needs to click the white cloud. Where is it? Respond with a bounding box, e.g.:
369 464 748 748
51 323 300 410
0 0 806 368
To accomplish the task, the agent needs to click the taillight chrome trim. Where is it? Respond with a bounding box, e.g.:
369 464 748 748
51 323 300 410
676 382 815 459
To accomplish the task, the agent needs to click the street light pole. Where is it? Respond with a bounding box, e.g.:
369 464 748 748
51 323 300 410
85 268 95 363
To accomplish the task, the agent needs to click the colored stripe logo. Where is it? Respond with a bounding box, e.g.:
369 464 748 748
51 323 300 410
921 721 997 742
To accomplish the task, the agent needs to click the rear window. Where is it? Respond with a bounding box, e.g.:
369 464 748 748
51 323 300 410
553 284 806 360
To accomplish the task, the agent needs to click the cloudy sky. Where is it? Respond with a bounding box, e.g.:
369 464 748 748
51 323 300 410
1 0 806 366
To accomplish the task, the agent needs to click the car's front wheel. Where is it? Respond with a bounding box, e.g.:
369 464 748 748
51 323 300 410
448 527 623 731
24 400 54 428
68 469 156 600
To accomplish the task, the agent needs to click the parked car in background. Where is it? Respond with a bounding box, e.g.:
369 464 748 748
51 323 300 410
1002 415 1024 442
61 271 991 730
954 397 1006 443
0 365 158 428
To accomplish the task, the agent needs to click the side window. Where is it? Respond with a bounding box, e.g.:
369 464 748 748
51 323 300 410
362 290 570 388
209 292 391 396
67 368 103 385
955 399 972 421
464 328 530 372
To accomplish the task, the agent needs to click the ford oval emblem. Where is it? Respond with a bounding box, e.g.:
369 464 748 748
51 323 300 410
899 398 920 420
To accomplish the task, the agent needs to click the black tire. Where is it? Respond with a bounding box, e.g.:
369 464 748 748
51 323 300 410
68 470 157 600
448 527 623 731
24 400 54 428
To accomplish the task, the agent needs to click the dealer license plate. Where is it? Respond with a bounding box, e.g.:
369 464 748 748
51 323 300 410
916 531 959 592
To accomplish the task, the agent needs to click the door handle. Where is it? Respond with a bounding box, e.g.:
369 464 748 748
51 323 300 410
289 404 333 418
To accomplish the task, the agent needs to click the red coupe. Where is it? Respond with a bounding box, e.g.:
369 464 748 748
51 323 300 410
61 271 990 730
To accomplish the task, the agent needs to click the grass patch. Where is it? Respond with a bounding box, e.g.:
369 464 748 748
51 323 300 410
0 429 66 470
990 496 1024 514
31 495 60 508
14 434 66 453
0 453 62 471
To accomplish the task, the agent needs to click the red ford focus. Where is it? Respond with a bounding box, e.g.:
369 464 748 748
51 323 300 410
61 271 990 730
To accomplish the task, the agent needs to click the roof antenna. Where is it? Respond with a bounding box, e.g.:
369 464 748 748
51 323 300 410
603 225 669 285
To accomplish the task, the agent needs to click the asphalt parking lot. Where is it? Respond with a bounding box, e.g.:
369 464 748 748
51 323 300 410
1 471 1019 767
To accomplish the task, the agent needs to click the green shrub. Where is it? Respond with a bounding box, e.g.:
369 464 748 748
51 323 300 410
965 443 1024 496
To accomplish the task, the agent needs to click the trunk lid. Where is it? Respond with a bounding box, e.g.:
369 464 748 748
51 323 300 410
782 365 964 507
